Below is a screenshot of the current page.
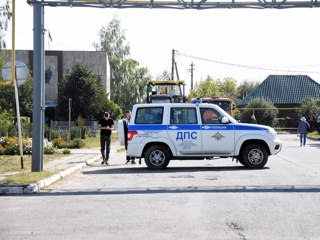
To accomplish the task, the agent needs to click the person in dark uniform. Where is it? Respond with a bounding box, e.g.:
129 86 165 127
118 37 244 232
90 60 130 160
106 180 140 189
98 112 115 165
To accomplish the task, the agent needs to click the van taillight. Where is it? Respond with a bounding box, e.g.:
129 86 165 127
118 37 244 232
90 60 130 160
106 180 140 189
128 130 138 141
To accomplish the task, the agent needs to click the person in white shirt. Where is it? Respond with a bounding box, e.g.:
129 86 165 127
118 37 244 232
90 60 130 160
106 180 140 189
123 110 136 164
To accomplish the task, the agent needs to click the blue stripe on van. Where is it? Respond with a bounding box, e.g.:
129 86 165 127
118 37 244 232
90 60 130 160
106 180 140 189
168 125 201 130
128 125 167 131
128 124 268 131
234 125 268 131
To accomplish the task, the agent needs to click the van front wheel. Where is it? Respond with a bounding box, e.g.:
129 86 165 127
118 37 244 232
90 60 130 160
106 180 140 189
241 144 268 169
145 145 170 170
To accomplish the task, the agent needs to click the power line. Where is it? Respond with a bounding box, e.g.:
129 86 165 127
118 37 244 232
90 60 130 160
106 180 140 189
176 51 320 74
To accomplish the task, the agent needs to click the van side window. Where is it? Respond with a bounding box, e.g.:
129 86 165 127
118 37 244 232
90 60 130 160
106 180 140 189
135 107 163 124
170 107 197 124
200 108 222 124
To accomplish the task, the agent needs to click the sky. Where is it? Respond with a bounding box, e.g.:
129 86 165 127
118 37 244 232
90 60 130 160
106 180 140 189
2 0 320 93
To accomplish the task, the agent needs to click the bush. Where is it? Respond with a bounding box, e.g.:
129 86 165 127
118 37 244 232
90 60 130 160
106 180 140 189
22 122 32 137
0 110 13 137
52 137 84 149
0 136 32 155
71 138 85 148
23 138 32 154
0 137 57 155
0 145 5 155
44 138 56 154
299 97 320 118
63 149 71 155
0 136 19 155
44 145 56 154
240 97 278 126
52 138 66 148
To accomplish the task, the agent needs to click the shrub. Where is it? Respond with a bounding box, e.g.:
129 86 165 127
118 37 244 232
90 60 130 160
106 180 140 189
0 145 5 155
0 110 13 137
44 138 56 154
52 138 68 148
44 145 56 154
22 122 32 137
3 136 19 155
52 137 84 149
240 97 278 126
71 138 85 148
0 137 58 155
23 137 32 154
63 149 71 155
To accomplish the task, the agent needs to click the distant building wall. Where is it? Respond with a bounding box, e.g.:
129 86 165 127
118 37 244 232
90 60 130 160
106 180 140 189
62 51 110 97
5 50 110 108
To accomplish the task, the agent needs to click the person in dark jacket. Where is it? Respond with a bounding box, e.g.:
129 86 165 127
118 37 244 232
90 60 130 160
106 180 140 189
298 117 310 147
316 114 320 134
98 112 115 165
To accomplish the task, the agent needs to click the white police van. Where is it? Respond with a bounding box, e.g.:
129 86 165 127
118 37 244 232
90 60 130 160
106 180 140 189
118 103 282 170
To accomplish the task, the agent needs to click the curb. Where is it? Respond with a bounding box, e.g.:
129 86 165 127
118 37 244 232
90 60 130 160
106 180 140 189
0 155 101 195
0 145 126 195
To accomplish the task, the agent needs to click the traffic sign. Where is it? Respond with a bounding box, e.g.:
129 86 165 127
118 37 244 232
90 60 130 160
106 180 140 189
1 60 29 86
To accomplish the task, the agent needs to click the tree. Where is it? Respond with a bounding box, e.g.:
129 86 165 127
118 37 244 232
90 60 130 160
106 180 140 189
18 78 33 116
94 16 130 102
299 97 320 131
116 58 149 110
156 70 171 81
102 98 123 121
216 77 238 103
57 63 116 121
0 77 33 117
0 0 11 76
188 75 238 101
188 75 221 99
135 67 150 104
237 80 260 100
299 97 320 118
0 0 11 51
240 97 278 126
94 16 151 110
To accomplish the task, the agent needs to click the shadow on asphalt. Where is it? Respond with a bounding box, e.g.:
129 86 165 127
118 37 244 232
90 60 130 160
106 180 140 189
308 143 320 149
82 165 269 175
36 185 320 196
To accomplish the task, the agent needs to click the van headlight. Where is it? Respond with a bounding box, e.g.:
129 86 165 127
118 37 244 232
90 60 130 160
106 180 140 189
267 128 277 137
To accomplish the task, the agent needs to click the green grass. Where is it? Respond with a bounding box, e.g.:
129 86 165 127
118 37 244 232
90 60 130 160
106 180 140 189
0 133 119 186
82 133 118 148
309 131 320 140
0 154 63 174
0 171 58 186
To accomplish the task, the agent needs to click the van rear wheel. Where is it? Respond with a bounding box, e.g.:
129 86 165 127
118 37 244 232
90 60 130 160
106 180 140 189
237 158 247 167
145 145 170 170
241 144 268 169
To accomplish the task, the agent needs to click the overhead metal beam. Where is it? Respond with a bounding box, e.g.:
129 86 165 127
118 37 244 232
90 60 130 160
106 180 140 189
27 0 319 9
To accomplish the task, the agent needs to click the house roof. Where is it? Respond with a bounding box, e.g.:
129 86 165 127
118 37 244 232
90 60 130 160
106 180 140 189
237 75 320 106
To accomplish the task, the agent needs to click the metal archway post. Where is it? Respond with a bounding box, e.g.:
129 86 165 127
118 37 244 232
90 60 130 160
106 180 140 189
31 2 45 172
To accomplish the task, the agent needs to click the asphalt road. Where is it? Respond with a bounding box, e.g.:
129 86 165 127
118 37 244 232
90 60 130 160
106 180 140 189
1 134 319 240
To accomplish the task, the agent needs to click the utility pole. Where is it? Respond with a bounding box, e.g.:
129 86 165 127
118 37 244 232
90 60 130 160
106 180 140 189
174 62 180 80
190 62 195 91
171 49 175 80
